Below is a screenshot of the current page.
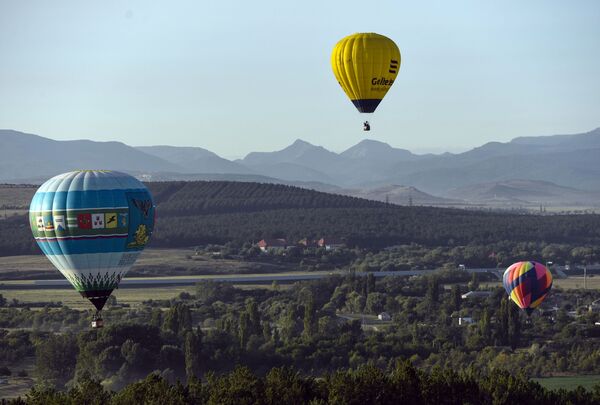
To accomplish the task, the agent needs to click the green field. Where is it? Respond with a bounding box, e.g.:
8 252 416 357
0 248 297 280
0 278 293 308
0 286 197 309
533 375 600 390
483 276 600 290
0 357 35 399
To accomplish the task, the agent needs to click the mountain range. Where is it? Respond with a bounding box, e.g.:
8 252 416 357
1 127 599 208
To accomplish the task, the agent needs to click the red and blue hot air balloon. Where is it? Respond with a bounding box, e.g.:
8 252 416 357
503 261 553 315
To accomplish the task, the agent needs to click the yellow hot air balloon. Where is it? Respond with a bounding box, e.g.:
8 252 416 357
331 33 401 130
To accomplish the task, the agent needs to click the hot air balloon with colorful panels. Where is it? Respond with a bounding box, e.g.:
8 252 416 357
503 261 553 315
29 170 155 328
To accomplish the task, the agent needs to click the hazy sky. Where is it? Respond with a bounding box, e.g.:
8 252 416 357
1 1 599 158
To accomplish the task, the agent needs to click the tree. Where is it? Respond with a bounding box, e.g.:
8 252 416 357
239 312 250 349
468 272 479 291
345 291 366 313
265 367 317 405
496 296 520 348
245 299 261 336
150 308 163 328
67 373 112 405
302 296 315 340
35 334 78 389
366 273 376 295
426 276 440 307
450 284 462 312
479 307 492 345
280 305 299 342
111 373 188 405
365 292 385 314
206 366 264 405
158 345 185 378
508 303 521 349
162 303 192 335
496 297 510 345
184 330 203 380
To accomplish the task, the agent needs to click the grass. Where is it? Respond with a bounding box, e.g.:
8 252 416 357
533 375 600 390
0 248 299 280
0 286 198 308
0 209 28 219
0 280 293 309
0 356 35 399
482 276 600 290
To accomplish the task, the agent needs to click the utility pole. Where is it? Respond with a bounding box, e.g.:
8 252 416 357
584 266 587 290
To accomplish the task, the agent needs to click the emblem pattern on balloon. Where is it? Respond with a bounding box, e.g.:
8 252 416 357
29 170 155 311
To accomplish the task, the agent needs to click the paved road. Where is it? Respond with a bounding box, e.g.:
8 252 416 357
0 267 503 290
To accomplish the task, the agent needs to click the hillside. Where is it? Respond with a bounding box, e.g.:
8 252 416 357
3 180 600 257
0 130 182 182
136 145 250 174
447 179 600 207
340 185 460 206
145 181 386 216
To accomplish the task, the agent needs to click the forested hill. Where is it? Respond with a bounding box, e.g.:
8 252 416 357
145 181 386 215
1 180 600 256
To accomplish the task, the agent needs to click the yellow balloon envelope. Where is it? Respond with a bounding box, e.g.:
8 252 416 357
331 33 401 113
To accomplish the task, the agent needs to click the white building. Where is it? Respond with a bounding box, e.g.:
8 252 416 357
378 312 392 321
458 317 475 326
461 291 492 300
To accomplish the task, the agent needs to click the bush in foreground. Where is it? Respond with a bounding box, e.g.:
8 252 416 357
5 362 600 405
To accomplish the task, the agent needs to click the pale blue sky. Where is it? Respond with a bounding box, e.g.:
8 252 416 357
1 1 599 158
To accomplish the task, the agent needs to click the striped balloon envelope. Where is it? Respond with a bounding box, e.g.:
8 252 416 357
29 170 155 314
503 261 553 315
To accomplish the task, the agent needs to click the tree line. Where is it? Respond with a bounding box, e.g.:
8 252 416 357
3 272 600 394
6 363 600 405
1 181 600 262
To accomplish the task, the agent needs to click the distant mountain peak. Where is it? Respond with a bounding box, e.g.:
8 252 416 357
341 139 415 161
290 138 314 147
356 139 392 147
284 139 322 154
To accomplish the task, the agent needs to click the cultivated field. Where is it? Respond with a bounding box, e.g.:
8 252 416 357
533 375 600 390
483 277 600 290
0 248 296 280
0 286 194 308
0 184 36 208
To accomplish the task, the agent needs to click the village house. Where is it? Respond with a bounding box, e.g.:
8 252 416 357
297 238 318 248
458 317 475 326
317 238 345 251
378 312 392 321
257 238 287 252
461 291 492 300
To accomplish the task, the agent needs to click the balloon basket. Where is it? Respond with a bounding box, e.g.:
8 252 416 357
91 318 104 329
91 312 104 329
